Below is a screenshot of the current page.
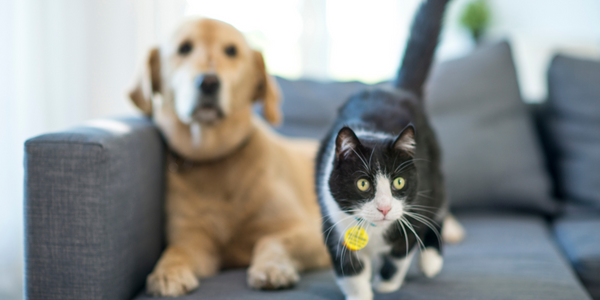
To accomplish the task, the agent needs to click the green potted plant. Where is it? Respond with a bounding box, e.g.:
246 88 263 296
460 0 491 44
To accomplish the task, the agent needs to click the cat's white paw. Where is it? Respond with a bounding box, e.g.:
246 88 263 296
247 260 300 289
346 296 373 300
337 269 373 300
373 277 404 293
345 291 374 300
419 248 443 278
443 214 465 244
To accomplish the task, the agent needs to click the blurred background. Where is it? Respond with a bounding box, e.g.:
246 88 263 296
1 0 599 299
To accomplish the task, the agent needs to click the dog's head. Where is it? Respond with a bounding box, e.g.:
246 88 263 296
129 18 281 160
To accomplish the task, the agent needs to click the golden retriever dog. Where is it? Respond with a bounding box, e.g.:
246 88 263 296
128 18 330 296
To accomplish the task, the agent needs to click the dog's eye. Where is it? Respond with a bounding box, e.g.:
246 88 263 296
224 45 237 57
178 41 192 55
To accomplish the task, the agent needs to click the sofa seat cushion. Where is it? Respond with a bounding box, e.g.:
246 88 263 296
554 212 600 300
134 212 590 300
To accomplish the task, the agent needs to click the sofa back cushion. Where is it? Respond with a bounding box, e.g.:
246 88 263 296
547 55 600 209
275 78 368 139
425 42 556 214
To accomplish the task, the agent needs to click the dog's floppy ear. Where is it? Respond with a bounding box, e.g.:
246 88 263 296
128 47 161 116
253 50 282 125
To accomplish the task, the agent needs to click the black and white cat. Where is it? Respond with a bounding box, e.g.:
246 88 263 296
316 0 454 299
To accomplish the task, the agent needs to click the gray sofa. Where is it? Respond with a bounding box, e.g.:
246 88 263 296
25 42 600 300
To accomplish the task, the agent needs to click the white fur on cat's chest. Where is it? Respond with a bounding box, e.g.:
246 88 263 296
361 224 392 255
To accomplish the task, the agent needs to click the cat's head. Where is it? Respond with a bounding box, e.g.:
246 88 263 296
329 125 417 226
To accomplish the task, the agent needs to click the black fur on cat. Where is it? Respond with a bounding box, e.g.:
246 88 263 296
315 0 451 299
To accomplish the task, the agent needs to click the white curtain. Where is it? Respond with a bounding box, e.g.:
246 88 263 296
0 1 185 298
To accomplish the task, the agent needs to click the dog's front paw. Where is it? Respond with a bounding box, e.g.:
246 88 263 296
247 260 300 289
147 264 199 297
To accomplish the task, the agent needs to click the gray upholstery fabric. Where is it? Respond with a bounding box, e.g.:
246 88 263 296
275 77 370 140
554 213 600 300
25 117 166 300
547 55 600 208
134 212 590 300
426 42 556 214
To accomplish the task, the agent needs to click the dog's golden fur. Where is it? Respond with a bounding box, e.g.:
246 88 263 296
129 18 330 297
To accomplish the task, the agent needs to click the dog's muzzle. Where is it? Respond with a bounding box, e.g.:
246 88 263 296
192 74 223 123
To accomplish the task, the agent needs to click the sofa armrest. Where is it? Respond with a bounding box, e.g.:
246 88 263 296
25 117 165 300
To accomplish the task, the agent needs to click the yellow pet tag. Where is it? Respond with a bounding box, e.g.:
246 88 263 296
344 226 369 251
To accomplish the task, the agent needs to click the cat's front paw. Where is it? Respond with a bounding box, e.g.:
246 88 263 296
443 214 466 244
247 260 300 289
347 296 374 300
419 247 443 278
146 264 199 297
344 290 374 300
373 278 403 293
373 281 402 294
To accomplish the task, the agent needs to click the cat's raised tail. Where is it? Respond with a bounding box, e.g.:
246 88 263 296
394 0 450 95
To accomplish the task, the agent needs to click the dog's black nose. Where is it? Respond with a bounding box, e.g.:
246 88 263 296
195 74 220 95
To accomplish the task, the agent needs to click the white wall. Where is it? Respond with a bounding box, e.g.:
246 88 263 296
485 0 600 100
0 1 21 298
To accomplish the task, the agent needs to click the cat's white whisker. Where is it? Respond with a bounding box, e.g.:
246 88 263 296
368 147 375 171
396 219 410 258
406 207 440 217
401 216 425 251
335 217 356 256
324 214 359 246
406 202 435 208
416 193 435 200
404 212 443 248
347 221 360 273
350 148 370 172
337 216 361 275
405 210 440 226
394 159 413 173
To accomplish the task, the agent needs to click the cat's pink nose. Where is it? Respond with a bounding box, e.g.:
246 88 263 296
377 206 391 217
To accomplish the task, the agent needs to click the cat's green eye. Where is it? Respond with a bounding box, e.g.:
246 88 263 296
392 177 406 190
356 179 370 191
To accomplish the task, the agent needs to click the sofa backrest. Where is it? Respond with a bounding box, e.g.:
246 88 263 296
544 55 600 210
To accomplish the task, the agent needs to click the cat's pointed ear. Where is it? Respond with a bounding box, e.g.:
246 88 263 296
393 124 416 155
336 127 360 159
